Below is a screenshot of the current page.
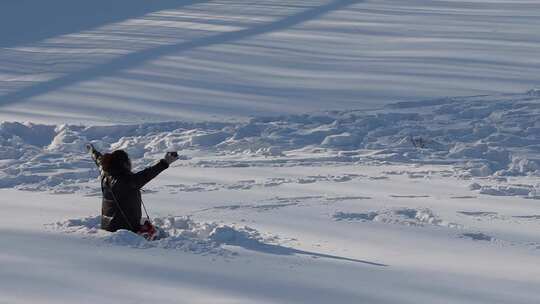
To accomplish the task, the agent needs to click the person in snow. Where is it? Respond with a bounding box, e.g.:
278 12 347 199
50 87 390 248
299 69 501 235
86 144 178 237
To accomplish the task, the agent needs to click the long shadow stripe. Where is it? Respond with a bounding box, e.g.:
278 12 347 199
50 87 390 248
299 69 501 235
0 0 362 107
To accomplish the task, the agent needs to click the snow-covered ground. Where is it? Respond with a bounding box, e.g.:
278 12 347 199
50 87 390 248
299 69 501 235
1 1 540 303
2 91 540 303
1 0 540 123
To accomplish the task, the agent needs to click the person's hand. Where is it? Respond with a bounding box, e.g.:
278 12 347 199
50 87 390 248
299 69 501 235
86 143 95 153
164 152 179 165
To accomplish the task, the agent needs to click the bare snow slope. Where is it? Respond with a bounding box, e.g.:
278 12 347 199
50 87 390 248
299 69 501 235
1 0 540 124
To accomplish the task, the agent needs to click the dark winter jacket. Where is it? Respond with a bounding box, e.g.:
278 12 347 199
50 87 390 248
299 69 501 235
91 150 168 232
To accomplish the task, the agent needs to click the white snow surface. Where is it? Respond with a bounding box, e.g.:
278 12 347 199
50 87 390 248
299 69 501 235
1 0 540 123
1 1 540 303
2 91 540 303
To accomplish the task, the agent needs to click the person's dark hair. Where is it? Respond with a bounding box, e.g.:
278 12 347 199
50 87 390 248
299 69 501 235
101 150 130 175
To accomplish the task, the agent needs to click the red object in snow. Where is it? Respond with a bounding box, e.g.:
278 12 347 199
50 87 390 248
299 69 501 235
138 219 158 241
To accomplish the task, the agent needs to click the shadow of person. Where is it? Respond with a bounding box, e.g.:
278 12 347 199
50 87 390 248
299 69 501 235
211 226 388 267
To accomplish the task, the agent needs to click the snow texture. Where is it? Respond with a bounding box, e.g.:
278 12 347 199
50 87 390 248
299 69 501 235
2 1 540 303
334 207 460 228
1 0 540 124
2 92 540 196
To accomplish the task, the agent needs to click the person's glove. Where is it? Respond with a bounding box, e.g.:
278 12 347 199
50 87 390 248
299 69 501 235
86 143 96 153
164 152 179 165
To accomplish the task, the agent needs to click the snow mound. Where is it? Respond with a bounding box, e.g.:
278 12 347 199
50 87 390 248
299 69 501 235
334 208 459 228
53 215 101 234
51 215 273 255
47 125 88 153
503 157 540 176
471 183 539 199
103 230 149 248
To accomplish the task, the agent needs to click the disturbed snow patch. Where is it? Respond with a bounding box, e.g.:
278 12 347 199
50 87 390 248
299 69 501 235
165 173 363 194
334 207 460 228
469 183 540 199
2 91 540 192
51 215 275 256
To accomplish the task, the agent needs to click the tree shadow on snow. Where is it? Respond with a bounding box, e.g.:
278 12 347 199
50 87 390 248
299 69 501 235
0 0 199 48
0 0 363 108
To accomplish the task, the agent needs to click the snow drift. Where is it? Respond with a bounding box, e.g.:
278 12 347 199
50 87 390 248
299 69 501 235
52 215 275 256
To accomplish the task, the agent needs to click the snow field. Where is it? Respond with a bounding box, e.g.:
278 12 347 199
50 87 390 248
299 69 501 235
5 160 537 303
1 0 540 302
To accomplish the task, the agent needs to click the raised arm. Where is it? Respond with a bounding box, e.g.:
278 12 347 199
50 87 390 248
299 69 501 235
86 144 103 170
129 152 179 189
130 159 169 189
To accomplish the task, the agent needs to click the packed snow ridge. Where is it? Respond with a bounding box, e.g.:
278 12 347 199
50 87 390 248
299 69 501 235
1 91 539 193
51 215 276 256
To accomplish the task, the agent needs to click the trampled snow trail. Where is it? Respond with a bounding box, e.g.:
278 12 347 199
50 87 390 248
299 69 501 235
2 91 539 196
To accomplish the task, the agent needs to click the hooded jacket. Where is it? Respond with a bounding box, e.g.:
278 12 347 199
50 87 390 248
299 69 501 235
91 149 168 232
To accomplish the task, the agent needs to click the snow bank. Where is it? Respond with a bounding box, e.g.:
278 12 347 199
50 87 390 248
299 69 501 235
51 215 274 255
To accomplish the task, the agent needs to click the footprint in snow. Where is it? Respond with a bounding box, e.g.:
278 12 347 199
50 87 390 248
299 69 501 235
460 233 494 242
227 180 256 190
512 215 540 220
456 211 506 221
390 195 431 198
450 196 477 199
457 211 498 217
325 196 372 202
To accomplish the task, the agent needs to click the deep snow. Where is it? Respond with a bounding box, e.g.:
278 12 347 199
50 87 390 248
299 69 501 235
2 92 540 303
